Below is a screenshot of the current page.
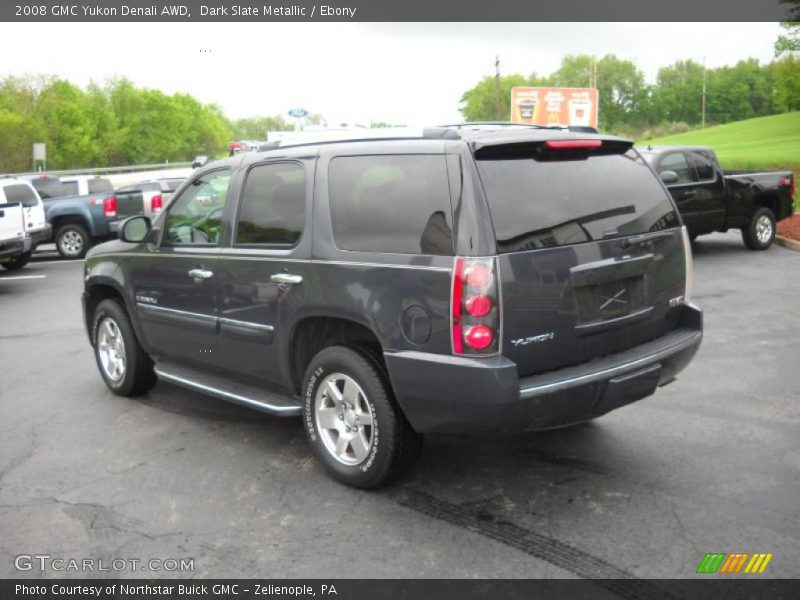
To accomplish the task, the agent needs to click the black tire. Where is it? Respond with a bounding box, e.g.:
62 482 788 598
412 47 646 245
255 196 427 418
741 207 776 251
56 223 91 259
302 345 423 489
91 299 156 396
1 251 31 271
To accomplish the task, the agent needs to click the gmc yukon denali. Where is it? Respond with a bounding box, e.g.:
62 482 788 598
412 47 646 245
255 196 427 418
639 146 795 250
82 127 703 488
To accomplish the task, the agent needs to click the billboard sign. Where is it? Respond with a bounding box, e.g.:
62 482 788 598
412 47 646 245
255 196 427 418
511 87 598 128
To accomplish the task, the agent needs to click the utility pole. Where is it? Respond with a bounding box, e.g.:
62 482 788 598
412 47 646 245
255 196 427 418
495 55 501 121
702 56 707 129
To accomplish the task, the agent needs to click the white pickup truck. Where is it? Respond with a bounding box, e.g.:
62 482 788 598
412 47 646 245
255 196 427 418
0 201 31 271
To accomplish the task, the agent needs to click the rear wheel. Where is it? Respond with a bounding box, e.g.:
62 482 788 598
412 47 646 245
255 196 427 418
1 251 31 271
741 207 775 251
302 345 423 489
92 299 156 396
56 223 91 259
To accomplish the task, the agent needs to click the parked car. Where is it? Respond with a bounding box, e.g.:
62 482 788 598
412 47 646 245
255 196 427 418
1 177 50 260
0 197 31 271
27 174 144 259
638 146 795 250
192 155 209 169
82 127 702 488
115 178 185 218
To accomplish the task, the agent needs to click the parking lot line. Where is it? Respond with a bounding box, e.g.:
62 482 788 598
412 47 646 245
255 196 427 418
0 275 47 281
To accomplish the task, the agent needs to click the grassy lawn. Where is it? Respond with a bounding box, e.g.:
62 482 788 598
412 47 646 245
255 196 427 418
640 112 800 210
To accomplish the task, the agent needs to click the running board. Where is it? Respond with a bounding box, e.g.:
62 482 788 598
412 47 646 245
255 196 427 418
154 362 302 417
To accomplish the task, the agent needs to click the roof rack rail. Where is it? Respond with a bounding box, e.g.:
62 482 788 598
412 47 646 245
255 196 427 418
256 127 462 151
438 121 541 130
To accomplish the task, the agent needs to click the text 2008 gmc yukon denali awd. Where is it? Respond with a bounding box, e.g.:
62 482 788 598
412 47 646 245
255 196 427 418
82 127 702 488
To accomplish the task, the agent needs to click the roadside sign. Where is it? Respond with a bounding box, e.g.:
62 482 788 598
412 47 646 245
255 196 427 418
33 143 46 161
288 108 309 118
511 87 598 128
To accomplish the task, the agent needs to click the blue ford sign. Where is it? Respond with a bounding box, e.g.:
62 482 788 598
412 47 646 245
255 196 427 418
288 108 309 118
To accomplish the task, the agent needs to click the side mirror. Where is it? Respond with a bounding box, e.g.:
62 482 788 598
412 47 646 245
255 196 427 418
659 170 679 185
120 215 151 243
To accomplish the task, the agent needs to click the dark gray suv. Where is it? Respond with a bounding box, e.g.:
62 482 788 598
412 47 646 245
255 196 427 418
82 127 702 488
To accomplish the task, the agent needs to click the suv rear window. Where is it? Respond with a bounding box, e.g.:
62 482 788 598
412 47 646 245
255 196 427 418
476 149 679 252
88 178 113 194
3 184 39 207
329 155 454 255
30 178 67 199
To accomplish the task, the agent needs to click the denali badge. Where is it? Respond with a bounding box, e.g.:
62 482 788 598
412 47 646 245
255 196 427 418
511 332 555 347
135 295 158 305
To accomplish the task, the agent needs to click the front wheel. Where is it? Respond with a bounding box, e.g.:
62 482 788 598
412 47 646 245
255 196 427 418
92 299 156 396
1 251 31 271
741 207 776 250
56 223 91 259
302 345 423 489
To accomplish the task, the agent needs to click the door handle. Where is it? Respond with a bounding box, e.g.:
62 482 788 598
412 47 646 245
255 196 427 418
271 273 303 285
188 268 214 280
682 190 698 198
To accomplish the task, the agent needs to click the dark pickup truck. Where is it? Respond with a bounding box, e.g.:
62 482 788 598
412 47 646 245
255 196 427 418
638 146 795 250
28 175 145 259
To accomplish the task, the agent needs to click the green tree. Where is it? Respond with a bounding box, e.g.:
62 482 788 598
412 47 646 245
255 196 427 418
775 21 800 57
772 55 800 111
652 60 705 125
459 73 532 121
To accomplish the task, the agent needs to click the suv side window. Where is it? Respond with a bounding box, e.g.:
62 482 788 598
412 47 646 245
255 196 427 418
235 162 306 246
164 169 231 246
62 181 79 196
688 152 715 182
660 153 694 184
328 154 453 255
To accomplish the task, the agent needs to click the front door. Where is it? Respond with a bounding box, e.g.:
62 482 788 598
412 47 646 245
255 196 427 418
131 168 232 369
213 159 313 391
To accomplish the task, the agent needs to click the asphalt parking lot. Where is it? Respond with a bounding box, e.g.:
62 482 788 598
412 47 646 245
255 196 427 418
1 232 799 587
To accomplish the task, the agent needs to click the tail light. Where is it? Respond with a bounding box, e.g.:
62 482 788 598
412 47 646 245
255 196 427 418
151 194 163 214
681 227 693 305
103 196 117 218
780 176 795 200
452 257 500 355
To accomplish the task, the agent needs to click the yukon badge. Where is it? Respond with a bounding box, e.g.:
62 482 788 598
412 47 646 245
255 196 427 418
135 295 158 305
511 332 555 347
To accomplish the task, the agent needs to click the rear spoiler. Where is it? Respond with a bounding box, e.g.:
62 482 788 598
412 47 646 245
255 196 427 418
473 138 633 160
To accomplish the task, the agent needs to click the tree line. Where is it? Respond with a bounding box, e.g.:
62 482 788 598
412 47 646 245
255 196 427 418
0 76 234 173
461 26 800 134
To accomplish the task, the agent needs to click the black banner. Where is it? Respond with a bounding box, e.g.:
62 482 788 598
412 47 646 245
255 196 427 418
0 0 798 22
3 579 800 600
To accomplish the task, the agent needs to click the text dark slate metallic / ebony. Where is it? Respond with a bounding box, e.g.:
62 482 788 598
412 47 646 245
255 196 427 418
82 127 702 488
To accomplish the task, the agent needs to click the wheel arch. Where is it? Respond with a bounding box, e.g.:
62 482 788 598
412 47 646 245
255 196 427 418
84 278 147 350
286 314 385 396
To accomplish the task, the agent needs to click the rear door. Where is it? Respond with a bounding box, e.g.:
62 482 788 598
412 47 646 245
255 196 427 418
473 141 687 377
657 151 725 232
212 159 313 389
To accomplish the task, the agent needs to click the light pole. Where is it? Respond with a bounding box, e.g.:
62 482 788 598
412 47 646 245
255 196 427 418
495 55 501 120
702 56 707 129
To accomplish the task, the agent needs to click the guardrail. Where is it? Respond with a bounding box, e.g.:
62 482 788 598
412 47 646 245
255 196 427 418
2 162 193 179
